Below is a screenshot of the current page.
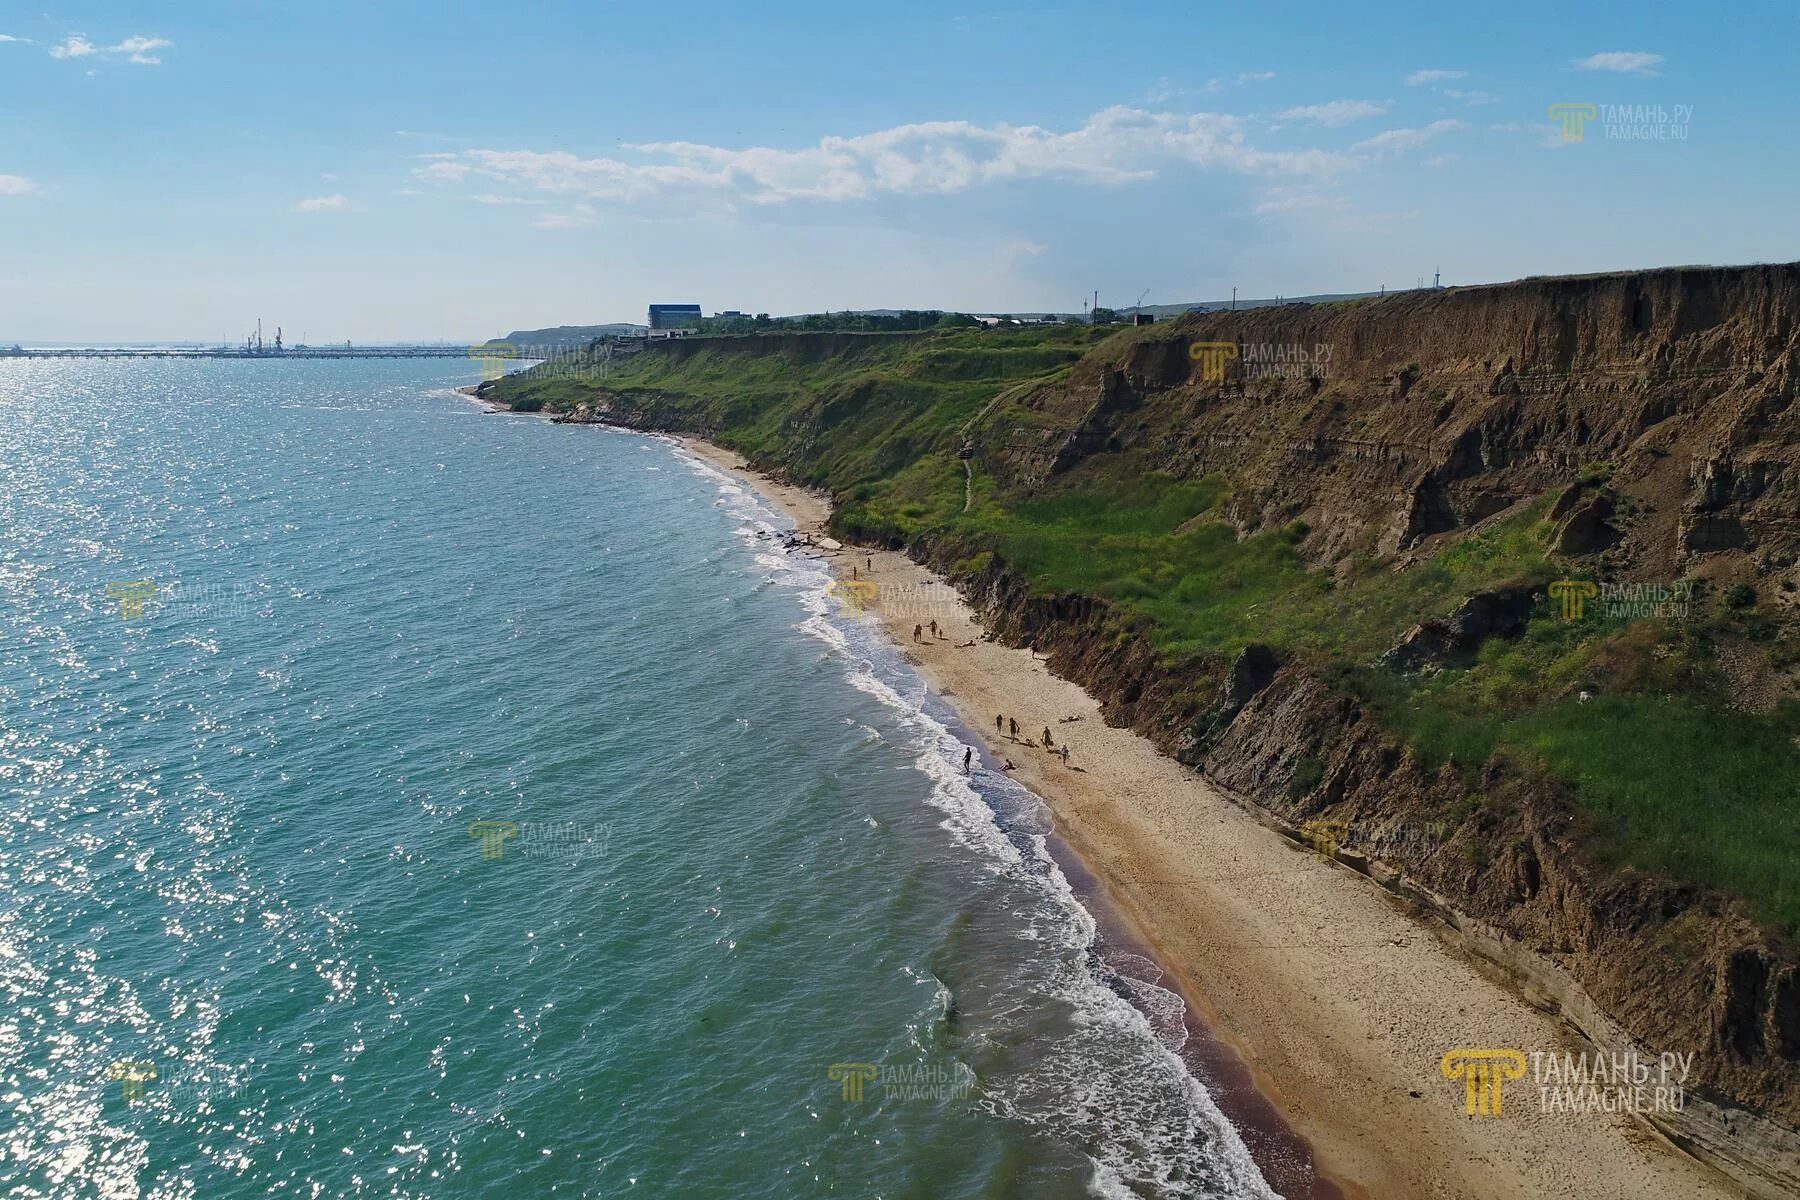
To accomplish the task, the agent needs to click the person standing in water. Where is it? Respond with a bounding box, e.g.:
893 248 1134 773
963 746 972 774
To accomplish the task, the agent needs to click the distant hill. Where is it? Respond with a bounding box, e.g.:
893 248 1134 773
1110 290 1391 319
855 289 1401 322
489 292 1414 343
487 324 645 351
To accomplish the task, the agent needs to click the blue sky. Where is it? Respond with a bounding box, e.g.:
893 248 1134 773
1 0 1794 341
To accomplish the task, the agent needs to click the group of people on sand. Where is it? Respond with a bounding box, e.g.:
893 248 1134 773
959 712 1070 775
831 552 1069 777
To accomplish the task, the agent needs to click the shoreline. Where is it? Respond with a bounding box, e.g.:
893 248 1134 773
669 434 1748 1200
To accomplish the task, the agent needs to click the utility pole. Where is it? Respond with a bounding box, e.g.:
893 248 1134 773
1231 286 1237 312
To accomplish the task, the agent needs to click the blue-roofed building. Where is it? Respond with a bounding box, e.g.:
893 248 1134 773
647 304 703 330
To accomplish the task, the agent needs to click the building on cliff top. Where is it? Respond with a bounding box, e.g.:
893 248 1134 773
648 304 703 330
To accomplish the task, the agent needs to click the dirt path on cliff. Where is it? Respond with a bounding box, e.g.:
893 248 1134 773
676 437 1746 1200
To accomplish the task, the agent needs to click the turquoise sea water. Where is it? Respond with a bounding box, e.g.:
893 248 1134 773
0 360 1282 1199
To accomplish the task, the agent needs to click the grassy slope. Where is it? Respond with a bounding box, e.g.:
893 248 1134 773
492 329 1800 934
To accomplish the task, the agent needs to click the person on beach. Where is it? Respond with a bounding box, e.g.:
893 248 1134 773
995 713 1004 734
1059 743 1070 766
1041 727 1054 748
866 556 872 573
963 746 972 774
913 623 924 643
1002 758 1017 771
852 565 858 581
1008 718 1018 739
929 619 939 639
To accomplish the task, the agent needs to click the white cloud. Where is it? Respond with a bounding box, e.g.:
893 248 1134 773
421 106 1350 210
48 32 170 64
0 175 37 196
0 34 27 44
1440 88 1499 105
1405 69 1466 86
112 35 170 65
1276 99 1388 127
472 193 544 205
1351 119 1464 156
1238 71 1276 84
296 194 349 212
49 35 96 59
1574 51 1663 74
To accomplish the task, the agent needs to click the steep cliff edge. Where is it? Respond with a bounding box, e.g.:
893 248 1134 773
485 264 1800 1188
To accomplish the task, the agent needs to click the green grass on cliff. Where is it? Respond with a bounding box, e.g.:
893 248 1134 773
495 328 1800 934
957 453 1557 663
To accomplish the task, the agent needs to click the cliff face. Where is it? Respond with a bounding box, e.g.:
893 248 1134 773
488 264 1800 1181
946 548 1799 1117
992 265 1800 577
938 267 1800 1133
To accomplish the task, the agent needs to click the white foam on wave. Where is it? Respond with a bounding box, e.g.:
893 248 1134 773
667 437 1280 1200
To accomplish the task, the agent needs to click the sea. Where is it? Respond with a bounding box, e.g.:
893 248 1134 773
0 358 1287 1199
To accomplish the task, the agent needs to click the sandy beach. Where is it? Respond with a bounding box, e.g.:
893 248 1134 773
678 436 1746 1200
